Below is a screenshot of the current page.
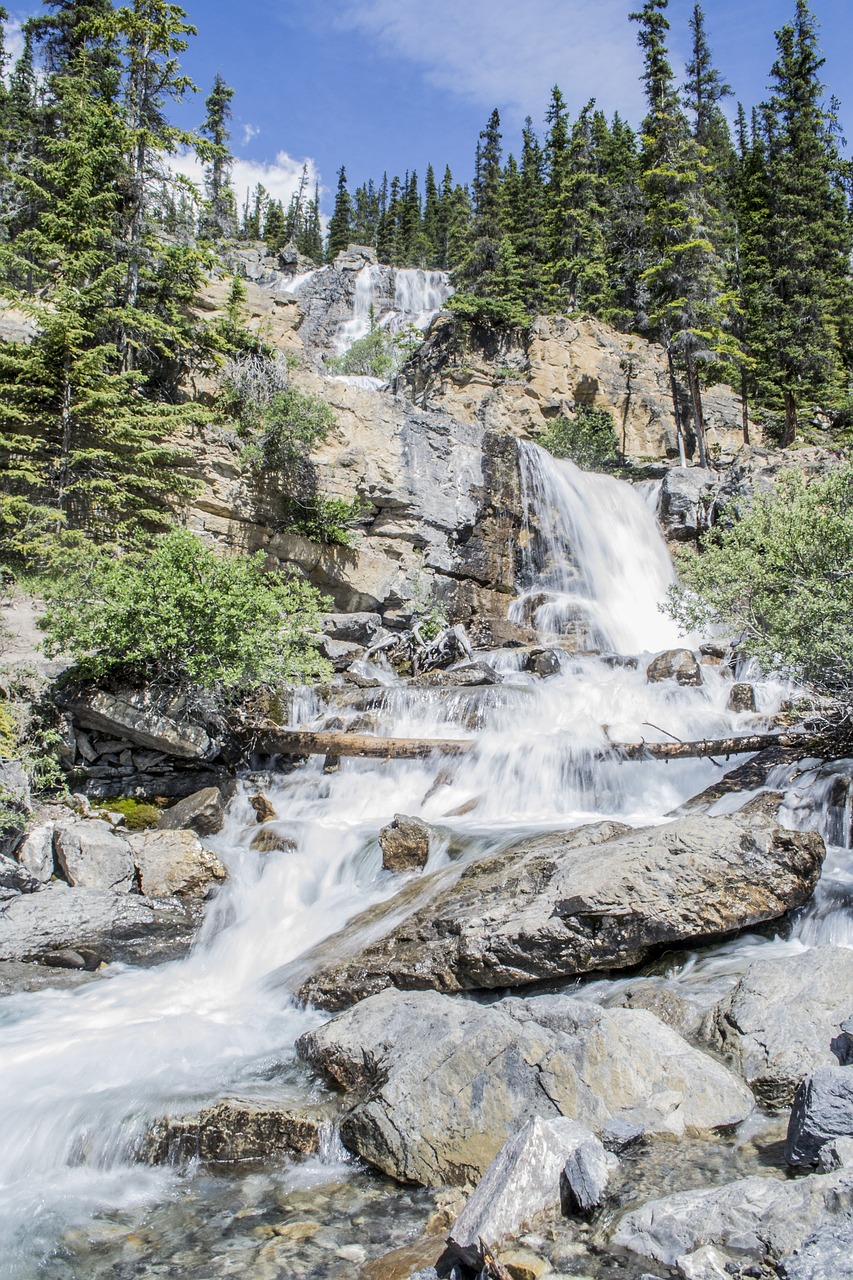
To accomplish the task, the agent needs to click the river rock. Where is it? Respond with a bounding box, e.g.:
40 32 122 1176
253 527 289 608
14 822 55 883
296 988 753 1187
448 1116 607 1261
777 1221 853 1279
646 648 703 686
322 612 383 645
676 1245 731 1280
296 807 824 1010
156 786 225 836
128 830 227 898
612 1167 853 1267
380 815 431 873
145 1097 329 1164
727 682 757 713
785 1066 853 1166
702 947 853 1109
0 883 201 964
54 820 135 893
248 791 277 822
560 1132 618 1214
410 662 499 688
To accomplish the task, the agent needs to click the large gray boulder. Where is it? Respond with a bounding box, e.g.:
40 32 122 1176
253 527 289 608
657 468 721 543
646 648 703 686
296 806 824 1010
15 822 55 883
448 1116 612 1262
785 1066 853 1166
54 820 135 893
296 988 753 1187
156 787 225 837
145 1097 331 1164
0 883 201 964
379 814 431 872
612 1168 853 1268
56 685 213 760
128 830 227 898
702 947 853 1108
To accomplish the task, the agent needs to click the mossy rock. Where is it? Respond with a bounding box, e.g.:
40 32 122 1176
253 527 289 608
99 797 161 831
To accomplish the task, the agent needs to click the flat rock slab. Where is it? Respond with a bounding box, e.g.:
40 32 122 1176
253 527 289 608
296 988 753 1187
296 806 824 1010
0 884 202 964
702 947 853 1109
612 1168 853 1267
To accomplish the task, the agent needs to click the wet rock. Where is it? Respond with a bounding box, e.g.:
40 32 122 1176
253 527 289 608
560 1132 618 1215
785 1066 853 1166
727 683 757 713
380 815 431 873
144 1097 329 1164
777 1221 853 1280
410 662 499 688
702 947 853 1109
320 637 364 669
676 1245 731 1280
42 947 101 970
525 648 561 677
249 792 277 823
297 988 753 1187
297 807 824 1009
129 830 227 898
56 685 213 760
448 1116 606 1261
646 648 703 686
54 820 135 893
322 612 383 645
658 469 720 542
601 1116 646 1152
614 978 706 1040
0 883 201 964
250 827 297 854
0 959 98 995
156 786 225 837
612 1168 853 1267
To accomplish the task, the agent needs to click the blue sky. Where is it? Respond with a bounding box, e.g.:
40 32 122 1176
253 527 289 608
5 1 853 212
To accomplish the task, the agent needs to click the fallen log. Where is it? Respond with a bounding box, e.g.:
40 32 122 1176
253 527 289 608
250 727 815 762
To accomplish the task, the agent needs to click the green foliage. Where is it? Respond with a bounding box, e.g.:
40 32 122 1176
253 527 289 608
538 406 620 471
327 318 423 379
0 662 68 810
99 797 160 829
287 494 366 547
666 466 853 697
221 355 335 467
40 528 330 691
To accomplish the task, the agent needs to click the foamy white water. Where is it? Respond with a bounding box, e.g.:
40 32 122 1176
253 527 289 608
0 443 845 1276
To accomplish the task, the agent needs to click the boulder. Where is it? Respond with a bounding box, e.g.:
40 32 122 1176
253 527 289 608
785 1066 853 1166
675 1245 731 1280
526 648 562 678
54 820 135 893
657 469 720 542
817 1135 853 1172
702 947 853 1109
296 988 753 1187
560 1132 618 1215
250 827 296 854
322 612 383 645
380 815 431 873
448 1116 608 1261
646 648 703 686
727 682 757 713
777 1221 853 1280
296 807 824 1010
0 883 201 964
410 662 499 688
0 761 32 812
612 1168 853 1267
248 792 277 823
145 1097 330 1164
56 685 212 760
128 830 227 898
0 853 42 896
319 636 364 669
156 786 225 837
14 822 55 883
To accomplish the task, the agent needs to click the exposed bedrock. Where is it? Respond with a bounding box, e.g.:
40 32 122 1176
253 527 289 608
296 802 824 1011
296 987 754 1187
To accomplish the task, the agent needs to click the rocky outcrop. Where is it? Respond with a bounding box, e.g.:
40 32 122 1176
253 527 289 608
296 805 824 1010
296 988 754 1187
702 947 853 1109
612 1168 853 1268
778 1221 853 1280
56 685 213 760
402 312 750 461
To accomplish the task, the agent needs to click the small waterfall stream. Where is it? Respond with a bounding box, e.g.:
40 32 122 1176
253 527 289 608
0 445 849 1278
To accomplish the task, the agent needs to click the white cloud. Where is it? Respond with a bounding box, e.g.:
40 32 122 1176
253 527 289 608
172 149 323 211
336 0 647 126
2 17 27 78
242 123 260 146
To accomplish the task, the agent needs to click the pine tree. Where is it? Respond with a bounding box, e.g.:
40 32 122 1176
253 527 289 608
198 71 237 241
423 164 441 266
459 108 503 291
263 199 286 251
296 182 323 263
749 0 851 443
596 111 644 329
508 117 546 311
326 164 353 261
546 99 610 314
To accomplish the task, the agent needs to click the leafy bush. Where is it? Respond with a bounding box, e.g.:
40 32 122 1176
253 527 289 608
287 494 367 547
327 321 423 380
538 406 620 471
40 528 330 691
666 465 853 698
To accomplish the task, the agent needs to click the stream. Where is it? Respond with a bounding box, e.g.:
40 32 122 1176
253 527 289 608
0 444 849 1279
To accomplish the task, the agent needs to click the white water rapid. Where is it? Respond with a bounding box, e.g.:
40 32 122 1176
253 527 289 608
0 445 849 1278
332 265 452 354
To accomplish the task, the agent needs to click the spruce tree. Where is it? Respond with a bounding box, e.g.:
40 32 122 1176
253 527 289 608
423 164 441 266
326 164 353 261
198 71 237 241
460 108 503 291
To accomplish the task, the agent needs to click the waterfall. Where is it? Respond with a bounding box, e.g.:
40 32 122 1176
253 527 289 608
0 443 840 1278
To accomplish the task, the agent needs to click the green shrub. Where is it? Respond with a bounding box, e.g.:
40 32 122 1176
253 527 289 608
327 321 423 380
447 291 530 330
538 406 620 471
99 798 161 830
287 494 366 547
40 528 330 691
666 465 853 698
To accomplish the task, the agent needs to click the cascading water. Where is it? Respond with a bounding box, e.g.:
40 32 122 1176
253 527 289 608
332 265 452 355
0 443 846 1278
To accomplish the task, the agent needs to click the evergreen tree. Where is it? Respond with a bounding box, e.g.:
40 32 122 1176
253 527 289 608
423 163 441 265
508 117 546 310
263 198 286 251
459 107 503 291
547 99 610 314
198 71 237 241
326 164 353 261
595 111 644 329
296 182 323 262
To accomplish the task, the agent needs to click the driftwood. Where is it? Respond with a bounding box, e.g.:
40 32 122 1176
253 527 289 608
251 727 815 762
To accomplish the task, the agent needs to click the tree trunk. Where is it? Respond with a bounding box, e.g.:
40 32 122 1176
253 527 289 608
687 351 709 469
666 348 687 466
782 389 798 448
740 369 750 444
